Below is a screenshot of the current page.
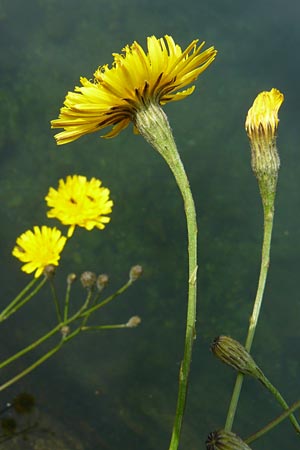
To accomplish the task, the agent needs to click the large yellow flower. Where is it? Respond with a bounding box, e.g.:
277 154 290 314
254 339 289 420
12 226 67 278
45 175 113 237
51 35 217 144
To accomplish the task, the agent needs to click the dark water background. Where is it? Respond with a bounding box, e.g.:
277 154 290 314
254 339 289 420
1 0 300 448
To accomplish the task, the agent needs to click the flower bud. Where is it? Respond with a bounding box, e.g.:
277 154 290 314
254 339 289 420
67 273 77 285
129 265 143 282
60 325 71 338
206 430 252 450
211 336 264 381
43 264 56 279
245 89 283 207
80 271 97 289
126 316 142 328
96 273 109 291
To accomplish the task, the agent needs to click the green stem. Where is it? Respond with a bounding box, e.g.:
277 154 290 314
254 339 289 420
166 145 198 450
0 325 82 392
0 290 92 370
64 280 72 321
259 373 300 433
0 339 66 392
135 103 198 450
245 398 300 444
49 279 62 322
82 323 128 331
0 277 47 322
80 280 133 319
225 199 275 431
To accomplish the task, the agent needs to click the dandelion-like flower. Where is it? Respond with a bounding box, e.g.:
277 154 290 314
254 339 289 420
51 35 217 448
12 226 67 278
51 35 217 144
45 175 113 237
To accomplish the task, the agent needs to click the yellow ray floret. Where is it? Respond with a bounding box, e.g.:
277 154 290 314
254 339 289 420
12 226 67 278
245 88 284 138
45 175 113 237
51 35 217 144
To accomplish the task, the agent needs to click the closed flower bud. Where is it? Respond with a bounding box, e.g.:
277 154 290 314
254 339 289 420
60 325 71 337
96 273 109 291
245 88 283 178
211 336 264 381
206 430 252 450
67 273 77 285
80 271 97 289
43 264 56 279
129 265 143 282
126 316 142 328
245 89 283 207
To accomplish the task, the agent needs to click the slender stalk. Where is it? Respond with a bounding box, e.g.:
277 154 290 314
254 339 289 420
166 151 198 450
64 277 75 321
82 323 128 331
259 372 300 433
0 277 47 322
0 323 84 393
225 201 274 431
0 339 66 392
0 290 92 370
245 398 300 444
80 280 133 319
135 103 198 450
49 279 62 322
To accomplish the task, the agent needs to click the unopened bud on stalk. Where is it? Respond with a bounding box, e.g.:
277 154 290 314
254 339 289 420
245 88 283 206
211 336 264 381
67 273 77 285
43 264 56 279
206 430 252 450
129 265 143 282
96 273 109 292
60 325 70 338
80 271 97 289
126 316 142 328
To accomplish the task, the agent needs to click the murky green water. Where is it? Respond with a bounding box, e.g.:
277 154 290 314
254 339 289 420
1 0 300 448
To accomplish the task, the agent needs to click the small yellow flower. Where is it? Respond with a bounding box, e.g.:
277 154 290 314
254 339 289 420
12 226 67 278
245 88 284 142
45 175 113 237
51 35 217 144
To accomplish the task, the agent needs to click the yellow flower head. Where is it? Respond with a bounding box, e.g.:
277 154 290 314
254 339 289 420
245 88 284 141
245 88 284 185
51 35 217 144
12 226 67 278
45 175 113 237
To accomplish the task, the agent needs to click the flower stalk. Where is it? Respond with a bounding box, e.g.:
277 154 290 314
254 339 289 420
225 89 284 431
135 102 198 450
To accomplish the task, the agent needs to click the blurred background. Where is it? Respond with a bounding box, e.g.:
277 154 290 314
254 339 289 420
0 0 300 448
